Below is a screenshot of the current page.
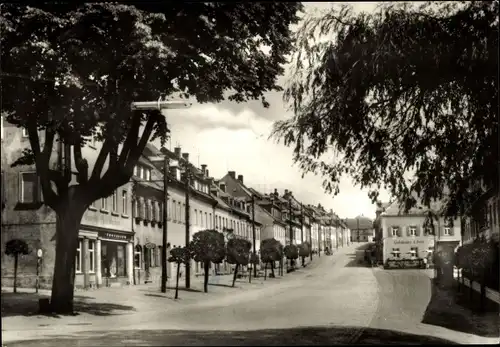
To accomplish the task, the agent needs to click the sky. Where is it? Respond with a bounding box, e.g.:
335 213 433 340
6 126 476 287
153 2 389 220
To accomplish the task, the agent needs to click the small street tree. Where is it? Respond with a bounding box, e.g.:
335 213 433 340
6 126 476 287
1 2 302 313
190 230 225 293
249 252 260 283
284 244 299 272
260 238 283 279
5 239 30 293
167 246 190 299
299 242 311 267
226 237 251 287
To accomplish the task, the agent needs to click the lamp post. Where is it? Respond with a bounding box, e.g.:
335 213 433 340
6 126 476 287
131 98 191 292
251 194 257 278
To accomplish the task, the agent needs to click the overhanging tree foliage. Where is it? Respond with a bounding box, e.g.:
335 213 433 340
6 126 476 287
272 1 498 217
1 2 302 313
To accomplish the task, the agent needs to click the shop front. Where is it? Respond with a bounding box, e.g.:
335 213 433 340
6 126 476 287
98 230 134 287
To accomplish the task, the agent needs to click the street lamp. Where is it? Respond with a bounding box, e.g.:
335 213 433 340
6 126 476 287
132 98 192 293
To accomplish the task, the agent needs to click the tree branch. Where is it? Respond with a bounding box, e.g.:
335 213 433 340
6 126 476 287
73 137 89 184
118 112 142 167
90 137 112 183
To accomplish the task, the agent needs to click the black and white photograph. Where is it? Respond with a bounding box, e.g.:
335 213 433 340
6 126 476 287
1 1 499 345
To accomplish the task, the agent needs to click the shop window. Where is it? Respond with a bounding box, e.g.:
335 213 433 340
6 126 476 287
391 248 400 258
76 239 82 273
89 240 95 272
410 247 418 259
134 245 142 269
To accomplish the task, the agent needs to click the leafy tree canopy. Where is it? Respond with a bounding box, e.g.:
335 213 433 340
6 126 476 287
261 238 283 262
226 237 251 266
190 229 226 264
1 2 303 210
168 246 190 264
5 239 30 256
299 242 311 257
272 1 498 217
284 244 299 259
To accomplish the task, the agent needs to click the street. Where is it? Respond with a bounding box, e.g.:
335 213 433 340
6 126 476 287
2 244 499 346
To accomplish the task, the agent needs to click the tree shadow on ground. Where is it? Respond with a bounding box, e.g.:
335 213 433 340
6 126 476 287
1 292 136 318
166 286 204 293
6 326 459 346
421 279 500 338
208 283 235 289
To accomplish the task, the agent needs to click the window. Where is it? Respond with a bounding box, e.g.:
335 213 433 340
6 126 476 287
89 240 95 272
195 209 198 226
178 202 182 223
145 168 151 181
391 248 400 258
443 227 451 236
172 200 177 221
205 212 208 228
410 247 418 259
90 200 97 209
122 190 128 215
76 239 82 273
112 190 118 212
101 196 108 210
145 199 151 221
22 127 29 137
133 166 138 177
423 227 433 236
19 172 40 203
209 213 212 228
391 227 399 237
139 166 144 180
409 226 417 237
134 245 142 269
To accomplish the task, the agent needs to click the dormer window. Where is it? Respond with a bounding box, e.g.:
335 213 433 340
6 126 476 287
145 168 151 181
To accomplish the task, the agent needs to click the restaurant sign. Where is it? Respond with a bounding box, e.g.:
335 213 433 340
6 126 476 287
393 239 425 245
99 231 132 242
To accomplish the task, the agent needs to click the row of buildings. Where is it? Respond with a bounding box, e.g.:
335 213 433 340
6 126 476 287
1 117 353 290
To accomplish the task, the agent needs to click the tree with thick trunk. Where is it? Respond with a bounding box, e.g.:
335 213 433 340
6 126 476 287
272 1 498 218
1 3 302 313
190 230 225 293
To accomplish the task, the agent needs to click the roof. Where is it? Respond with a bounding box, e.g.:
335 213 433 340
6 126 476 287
345 216 374 230
382 198 445 217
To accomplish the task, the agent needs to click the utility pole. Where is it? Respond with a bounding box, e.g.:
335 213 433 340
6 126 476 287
161 156 169 293
336 220 339 250
288 199 293 245
251 194 257 278
184 170 191 289
357 217 360 243
300 203 304 244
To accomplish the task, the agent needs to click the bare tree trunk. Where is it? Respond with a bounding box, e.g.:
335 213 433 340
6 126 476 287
50 200 86 314
175 263 180 299
203 261 210 293
264 262 268 280
232 264 239 287
13 254 18 293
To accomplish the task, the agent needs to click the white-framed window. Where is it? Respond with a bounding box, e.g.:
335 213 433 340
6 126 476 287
139 166 144 180
209 213 212 228
391 248 400 258
101 196 108 211
89 240 95 273
409 226 417 237
122 190 128 215
443 227 451 236
134 245 142 269
133 166 138 177
410 247 418 259
391 227 399 237
112 190 118 212
76 239 82 273
22 127 29 137
19 172 41 203
145 168 151 181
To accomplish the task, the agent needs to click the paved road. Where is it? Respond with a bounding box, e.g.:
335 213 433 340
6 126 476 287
3 245 498 346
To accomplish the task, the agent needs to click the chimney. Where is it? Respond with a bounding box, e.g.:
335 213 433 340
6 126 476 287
220 183 226 192
201 164 207 175
237 175 243 184
182 153 189 162
205 169 210 177
174 147 181 158
284 189 289 195
274 188 279 197
228 171 236 179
